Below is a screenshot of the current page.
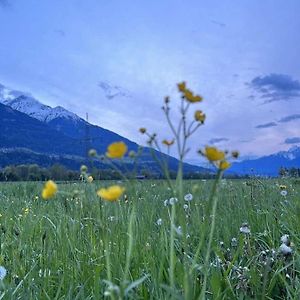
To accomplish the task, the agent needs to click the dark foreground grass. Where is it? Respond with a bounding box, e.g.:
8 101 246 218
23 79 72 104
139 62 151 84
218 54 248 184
0 179 299 299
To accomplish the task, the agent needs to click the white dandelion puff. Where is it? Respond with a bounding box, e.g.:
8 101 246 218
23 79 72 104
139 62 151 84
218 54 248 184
279 243 292 255
280 190 287 197
183 204 189 210
169 197 178 205
240 223 251 234
156 218 162 226
184 193 193 202
280 234 290 245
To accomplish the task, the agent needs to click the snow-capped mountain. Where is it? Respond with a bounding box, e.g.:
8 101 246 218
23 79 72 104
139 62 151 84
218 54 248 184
0 83 80 123
230 146 300 176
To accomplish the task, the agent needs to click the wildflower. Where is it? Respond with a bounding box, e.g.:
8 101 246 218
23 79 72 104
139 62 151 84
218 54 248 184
88 149 97 157
139 128 146 134
162 139 175 146
219 160 231 170
23 208 29 215
280 234 290 246
108 216 115 221
194 110 206 123
164 199 169 206
183 89 203 103
0 266 7 280
173 225 182 236
184 193 193 201
231 237 238 247
177 81 186 92
232 151 239 158
106 141 127 158
87 176 93 183
280 190 287 197
240 223 251 234
42 180 57 199
169 197 178 205
80 165 88 173
203 146 225 162
279 184 287 190
183 204 189 210
279 243 292 255
97 185 125 201
128 150 136 158
156 218 162 226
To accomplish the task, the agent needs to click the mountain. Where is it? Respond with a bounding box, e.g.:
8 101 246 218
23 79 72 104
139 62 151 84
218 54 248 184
230 146 300 176
0 83 207 174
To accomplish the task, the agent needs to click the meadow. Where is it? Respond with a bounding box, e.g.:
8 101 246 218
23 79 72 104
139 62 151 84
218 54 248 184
0 178 299 299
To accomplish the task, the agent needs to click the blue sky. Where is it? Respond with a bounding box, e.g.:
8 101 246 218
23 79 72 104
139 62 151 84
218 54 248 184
0 0 300 162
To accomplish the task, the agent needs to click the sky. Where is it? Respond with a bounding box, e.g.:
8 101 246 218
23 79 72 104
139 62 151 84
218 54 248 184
0 0 300 164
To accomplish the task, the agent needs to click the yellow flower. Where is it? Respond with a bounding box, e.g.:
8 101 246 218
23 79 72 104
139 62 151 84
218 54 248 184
177 81 187 92
162 139 175 146
139 128 146 134
184 89 203 103
106 142 127 158
204 146 225 162
97 185 125 201
42 180 57 199
279 184 287 190
219 160 231 170
23 208 30 215
194 110 206 123
87 176 93 183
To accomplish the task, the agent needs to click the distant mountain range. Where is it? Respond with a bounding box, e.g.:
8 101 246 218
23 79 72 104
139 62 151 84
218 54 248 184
230 146 300 176
0 83 207 174
1 83 299 176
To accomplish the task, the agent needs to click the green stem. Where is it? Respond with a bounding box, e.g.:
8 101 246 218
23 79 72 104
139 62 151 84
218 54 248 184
199 169 222 300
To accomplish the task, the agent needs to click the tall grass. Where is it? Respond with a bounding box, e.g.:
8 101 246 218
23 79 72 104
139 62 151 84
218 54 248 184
0 178 298 299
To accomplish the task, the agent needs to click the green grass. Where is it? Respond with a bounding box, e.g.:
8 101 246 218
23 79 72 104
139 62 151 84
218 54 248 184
0 178 299 299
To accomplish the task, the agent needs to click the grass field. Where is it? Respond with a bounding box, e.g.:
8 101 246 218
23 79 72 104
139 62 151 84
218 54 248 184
0 178 299 299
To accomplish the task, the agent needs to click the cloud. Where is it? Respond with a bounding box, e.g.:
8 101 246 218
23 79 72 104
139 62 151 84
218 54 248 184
98 81 131 100
54 29 66 37
211 20 226 27
255 122 277 129
284 137 300 144
0 0 11 8
209 137 229 144
249 73 300 103
278 114 300 123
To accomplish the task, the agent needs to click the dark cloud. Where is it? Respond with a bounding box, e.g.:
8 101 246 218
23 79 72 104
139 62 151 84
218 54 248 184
54 29 66 37
249 73 300 103
0 0 11 8
98 81 131 100
278 114 300 123
255 122 277 129
209 138 229 144
284 137 300 144
211 20 226 27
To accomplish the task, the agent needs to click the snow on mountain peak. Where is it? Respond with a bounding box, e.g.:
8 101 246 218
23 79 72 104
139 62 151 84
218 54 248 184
0 83 80 123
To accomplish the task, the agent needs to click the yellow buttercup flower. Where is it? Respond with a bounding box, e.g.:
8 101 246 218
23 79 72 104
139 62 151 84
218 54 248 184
204 146 225 162
139 128 146 134
194 110 206 123
184 89 203 103
177 81 187 92
162 139 175 146
97 185 125 201
106 142 127 158
219 160 231 170
42 180 57 199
